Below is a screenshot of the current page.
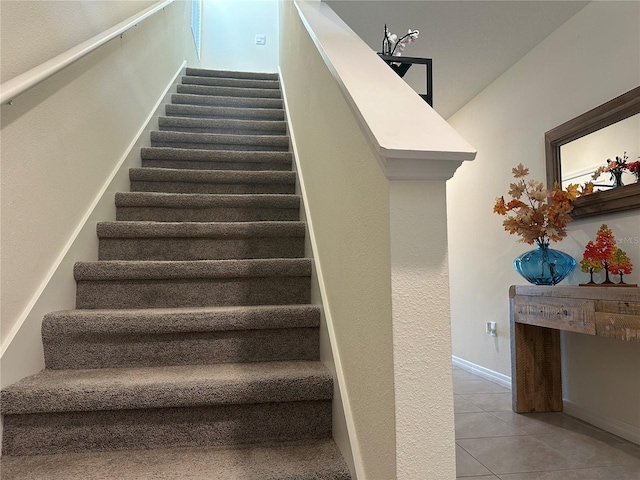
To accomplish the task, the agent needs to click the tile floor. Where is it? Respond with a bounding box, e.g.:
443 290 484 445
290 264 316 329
453 366 640 479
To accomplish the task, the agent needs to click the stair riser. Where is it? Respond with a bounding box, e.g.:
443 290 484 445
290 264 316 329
158 126 286 136
158 117 286 135
141 159 292 171
116 207 300 222
44 328 319 369
76 277 311 309
185 68 279 81
150 141 289 152
2 400 331 456
140 147 292 166
165 104 285 121
182 76 280 89
172 94 282 109
0 440 351 480
176 85 282 99
99 237 304 261
130 180 295 194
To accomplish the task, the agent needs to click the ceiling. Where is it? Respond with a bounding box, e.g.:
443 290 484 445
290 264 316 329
325 1 590 119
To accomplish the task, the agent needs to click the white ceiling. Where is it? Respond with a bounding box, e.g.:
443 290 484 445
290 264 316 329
325 1 590 118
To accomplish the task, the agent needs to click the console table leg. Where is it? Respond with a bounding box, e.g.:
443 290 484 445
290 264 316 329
511 322 562 412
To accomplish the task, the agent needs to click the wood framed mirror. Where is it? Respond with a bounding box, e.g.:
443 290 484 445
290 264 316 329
545 86 640 219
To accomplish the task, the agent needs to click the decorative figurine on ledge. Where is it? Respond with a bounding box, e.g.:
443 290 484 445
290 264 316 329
380 24 419 77
381 24 419 57
580 224 636 286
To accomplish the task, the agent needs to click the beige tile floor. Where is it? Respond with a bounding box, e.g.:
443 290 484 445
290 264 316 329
453 366 640 479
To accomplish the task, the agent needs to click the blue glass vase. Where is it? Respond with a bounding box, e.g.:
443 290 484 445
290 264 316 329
513 243 576 285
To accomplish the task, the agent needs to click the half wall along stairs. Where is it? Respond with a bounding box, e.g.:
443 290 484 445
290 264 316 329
1 68 351 479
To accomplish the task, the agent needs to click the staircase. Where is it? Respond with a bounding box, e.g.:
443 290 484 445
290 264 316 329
0 68 351 480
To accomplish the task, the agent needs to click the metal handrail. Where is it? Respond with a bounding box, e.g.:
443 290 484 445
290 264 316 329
0 0 174 105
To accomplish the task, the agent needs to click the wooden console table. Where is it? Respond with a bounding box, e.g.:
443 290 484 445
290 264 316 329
509 285 640 413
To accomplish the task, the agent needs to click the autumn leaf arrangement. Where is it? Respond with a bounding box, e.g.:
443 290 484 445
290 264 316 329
493 164 592 247
580 224 635 286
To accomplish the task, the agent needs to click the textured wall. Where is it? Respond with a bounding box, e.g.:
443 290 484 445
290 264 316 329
447 1 640 438
390 180 456 479
1 1 198 360
279 2 396 478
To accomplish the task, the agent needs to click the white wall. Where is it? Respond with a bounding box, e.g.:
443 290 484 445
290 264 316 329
279 4 396 477
200 0 279 72
280 2 476 476
447 1 640 442
1 0 199 385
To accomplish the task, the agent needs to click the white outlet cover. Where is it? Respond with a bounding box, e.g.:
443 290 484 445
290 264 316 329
255 35 266 45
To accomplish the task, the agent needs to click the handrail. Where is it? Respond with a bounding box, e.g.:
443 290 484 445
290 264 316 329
0 0 174 105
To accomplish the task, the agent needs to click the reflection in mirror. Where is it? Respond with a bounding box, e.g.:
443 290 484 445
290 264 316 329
545 86 640 219
560 114 640 189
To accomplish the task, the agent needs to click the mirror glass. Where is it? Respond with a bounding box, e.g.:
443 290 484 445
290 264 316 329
560 114 640 189
545 86 640 219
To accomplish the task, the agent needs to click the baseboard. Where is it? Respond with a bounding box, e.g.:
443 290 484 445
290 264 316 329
0 61 187 389
279 67 360 480
563 400 640 446
450 357 640 445
451 355 512 389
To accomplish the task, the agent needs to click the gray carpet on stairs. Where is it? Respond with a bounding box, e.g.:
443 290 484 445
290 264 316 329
0 440 351 480
182 75 281 89
129 167 296 194
97 220 305 260
176 84 282 99
1 68 350 479
41 305 321 369
158 116 287 135
165 103 286 120
172 92 283 109
140 147 293 171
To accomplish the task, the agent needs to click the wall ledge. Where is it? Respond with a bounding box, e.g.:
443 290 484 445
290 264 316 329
294 0 475 181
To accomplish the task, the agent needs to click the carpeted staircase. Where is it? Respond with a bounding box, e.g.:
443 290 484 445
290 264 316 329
0 68 351 479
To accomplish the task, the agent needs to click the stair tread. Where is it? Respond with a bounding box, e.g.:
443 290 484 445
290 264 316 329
0 439 350 480
165 103 285 120
43 305 320 336
97 220 304 238
172 93 283 109
115 191 300 208
151 130 289 145
1 361 331 415
158 116 286 131
129 167 295 184
74 258 312 280
140 147 292 163
176 84 282 99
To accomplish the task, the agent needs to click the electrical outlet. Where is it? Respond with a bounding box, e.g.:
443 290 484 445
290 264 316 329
486 322 497 337
255 35 266 46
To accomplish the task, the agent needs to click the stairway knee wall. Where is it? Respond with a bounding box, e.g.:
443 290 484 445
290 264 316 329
0 63 187 390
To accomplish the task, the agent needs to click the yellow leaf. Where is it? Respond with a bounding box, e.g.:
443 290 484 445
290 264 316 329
493 196 507 215
565 183 580 201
